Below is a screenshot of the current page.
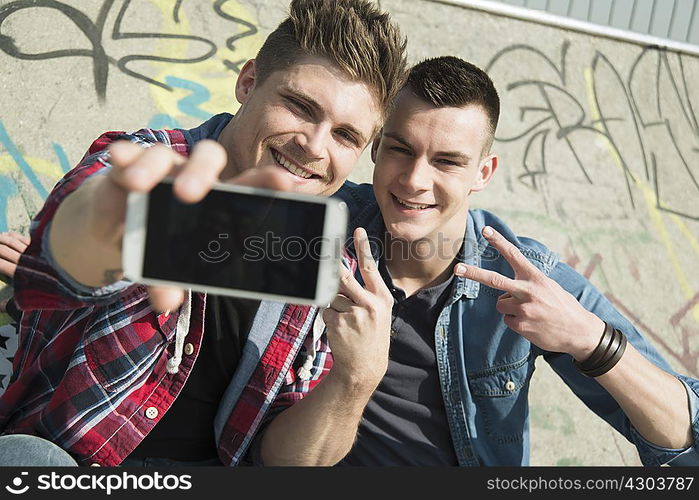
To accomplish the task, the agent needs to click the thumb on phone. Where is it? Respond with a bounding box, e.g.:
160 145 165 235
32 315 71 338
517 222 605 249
147 285 185 314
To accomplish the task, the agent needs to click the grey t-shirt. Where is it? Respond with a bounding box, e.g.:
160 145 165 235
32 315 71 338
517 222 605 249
339 259 458 466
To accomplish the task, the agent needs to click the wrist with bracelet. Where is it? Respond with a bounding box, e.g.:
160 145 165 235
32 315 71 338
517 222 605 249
574 321 627 377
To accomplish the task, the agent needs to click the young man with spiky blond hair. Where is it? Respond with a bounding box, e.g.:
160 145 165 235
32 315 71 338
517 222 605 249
0 0 407 466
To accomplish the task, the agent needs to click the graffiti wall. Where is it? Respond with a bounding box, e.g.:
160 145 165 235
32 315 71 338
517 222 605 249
0 0 697 465
0 0 266 234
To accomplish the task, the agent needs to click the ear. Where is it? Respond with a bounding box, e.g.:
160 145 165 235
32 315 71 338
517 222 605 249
469 154 499 193
370 128 383 163
235 59 258 104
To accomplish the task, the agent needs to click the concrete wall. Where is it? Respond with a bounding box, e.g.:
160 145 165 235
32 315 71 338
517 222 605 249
0 0 697 465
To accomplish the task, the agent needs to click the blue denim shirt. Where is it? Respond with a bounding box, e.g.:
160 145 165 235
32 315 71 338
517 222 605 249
334 182 699 466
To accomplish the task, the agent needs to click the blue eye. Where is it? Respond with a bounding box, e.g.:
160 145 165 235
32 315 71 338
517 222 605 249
438 159 458 166
285 97 310 115
335 129 358 146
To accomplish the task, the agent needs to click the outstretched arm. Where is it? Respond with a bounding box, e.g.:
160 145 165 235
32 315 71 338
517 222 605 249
454 226 693 450
50 140 290 312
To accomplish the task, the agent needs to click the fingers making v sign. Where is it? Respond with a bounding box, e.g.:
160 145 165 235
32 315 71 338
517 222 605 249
453 226 604 361
322 228 394 388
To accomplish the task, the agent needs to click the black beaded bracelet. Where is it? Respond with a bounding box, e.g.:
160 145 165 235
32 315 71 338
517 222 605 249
574 322 628 377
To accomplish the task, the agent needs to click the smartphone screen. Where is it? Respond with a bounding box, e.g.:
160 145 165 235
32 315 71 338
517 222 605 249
141 182 328 300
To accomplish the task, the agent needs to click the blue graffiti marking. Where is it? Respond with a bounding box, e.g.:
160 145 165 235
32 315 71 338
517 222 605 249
148 113 181 130
52 142 71 174
164 75 214 121
0 120 48 199
0 174 18 232
148 76 213 130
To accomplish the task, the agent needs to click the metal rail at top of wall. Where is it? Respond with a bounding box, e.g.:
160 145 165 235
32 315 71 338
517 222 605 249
430 0 699 56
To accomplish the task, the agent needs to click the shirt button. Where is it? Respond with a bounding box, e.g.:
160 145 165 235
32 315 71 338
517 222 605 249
505 380 516 391
184 343 194 356
145 406 159 419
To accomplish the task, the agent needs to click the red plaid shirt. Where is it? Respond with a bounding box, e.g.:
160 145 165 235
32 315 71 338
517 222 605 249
0 126 341 466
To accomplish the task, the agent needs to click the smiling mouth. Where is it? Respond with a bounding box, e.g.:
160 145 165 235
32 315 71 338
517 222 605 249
271 148 320 180
392 194 435 210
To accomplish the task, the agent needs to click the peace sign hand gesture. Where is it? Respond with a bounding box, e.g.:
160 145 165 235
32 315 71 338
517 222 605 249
453 226 604 362
322 227 394 390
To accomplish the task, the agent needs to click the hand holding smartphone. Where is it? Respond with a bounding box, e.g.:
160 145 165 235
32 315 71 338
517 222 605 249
123 179 348 305
50 139 244 313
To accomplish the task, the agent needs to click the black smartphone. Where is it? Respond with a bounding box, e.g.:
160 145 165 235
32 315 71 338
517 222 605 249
123 179 347 305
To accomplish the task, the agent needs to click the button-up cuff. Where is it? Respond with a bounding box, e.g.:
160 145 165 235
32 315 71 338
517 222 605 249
42 218 131 302
630 378 699 466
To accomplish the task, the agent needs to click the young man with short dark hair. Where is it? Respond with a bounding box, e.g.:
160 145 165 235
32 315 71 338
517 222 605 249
260 56 699 466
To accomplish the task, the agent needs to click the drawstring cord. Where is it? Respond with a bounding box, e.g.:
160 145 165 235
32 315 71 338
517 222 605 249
297 307 324 380
298 256 353 380
167 289 192 374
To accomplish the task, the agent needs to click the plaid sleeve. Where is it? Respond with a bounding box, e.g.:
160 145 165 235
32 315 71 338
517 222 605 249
13 129 187 311
241 253 356 466
274 328 334 409
242 321 334 466
253 250 359 421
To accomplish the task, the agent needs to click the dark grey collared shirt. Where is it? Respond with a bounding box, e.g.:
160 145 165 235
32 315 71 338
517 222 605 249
340 258 459 466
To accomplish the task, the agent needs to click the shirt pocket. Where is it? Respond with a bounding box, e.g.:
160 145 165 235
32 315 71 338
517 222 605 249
83 297 169 393
467 354 534 445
